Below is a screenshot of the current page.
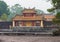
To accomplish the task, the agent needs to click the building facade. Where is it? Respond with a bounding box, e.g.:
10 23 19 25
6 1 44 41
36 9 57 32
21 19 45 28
12 9 55 27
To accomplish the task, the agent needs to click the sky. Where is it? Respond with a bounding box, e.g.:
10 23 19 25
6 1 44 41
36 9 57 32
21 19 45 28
3 0 53 13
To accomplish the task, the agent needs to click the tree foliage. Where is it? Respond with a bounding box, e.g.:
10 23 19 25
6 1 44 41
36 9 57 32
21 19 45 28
51 0 60 9
47 0 60 12
0 13 8 21
55 12 60 19
10 4 23 14
47 8 55 12
0 1 10 16
47 0 60 24
53 13 60 25
7 4 23 21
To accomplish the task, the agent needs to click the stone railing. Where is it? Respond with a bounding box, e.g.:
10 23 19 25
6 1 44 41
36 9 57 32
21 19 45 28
12 26 56 32
0 26 58 32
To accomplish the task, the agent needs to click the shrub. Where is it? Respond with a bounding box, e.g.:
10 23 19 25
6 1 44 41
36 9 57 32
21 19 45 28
53 29 60 36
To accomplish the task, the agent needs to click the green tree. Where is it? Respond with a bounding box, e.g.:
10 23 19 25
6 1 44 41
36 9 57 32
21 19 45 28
0 1 10 16
47 8 55 12
53 12 60 24
7 4 23 21
47 0 60 24
47 0 60 12
10 4 23 15
0 13 8 21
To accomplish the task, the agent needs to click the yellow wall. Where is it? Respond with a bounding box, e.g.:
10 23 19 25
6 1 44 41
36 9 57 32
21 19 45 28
26 22 32 26
25 22 41 26
25 21 41 26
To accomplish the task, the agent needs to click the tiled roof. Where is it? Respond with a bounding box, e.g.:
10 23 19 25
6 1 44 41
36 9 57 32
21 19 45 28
44 15 55 18
22 9 36 13
13 15 43 20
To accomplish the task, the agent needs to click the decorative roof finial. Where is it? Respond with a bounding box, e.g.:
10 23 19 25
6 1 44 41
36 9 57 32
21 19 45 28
33 7 35 9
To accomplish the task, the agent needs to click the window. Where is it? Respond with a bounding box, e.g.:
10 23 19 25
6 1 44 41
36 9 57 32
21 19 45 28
36 21 40 26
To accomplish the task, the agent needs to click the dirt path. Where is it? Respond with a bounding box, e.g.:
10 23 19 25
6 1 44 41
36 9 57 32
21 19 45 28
0 35 60 42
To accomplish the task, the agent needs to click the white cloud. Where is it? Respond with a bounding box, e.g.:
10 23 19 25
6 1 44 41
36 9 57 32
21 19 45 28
4 0 52 13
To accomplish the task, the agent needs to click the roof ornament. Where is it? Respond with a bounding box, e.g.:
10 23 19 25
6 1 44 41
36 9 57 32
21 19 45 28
33 7 35 10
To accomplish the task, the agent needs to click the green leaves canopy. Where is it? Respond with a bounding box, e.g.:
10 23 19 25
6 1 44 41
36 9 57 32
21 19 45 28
47 0 60 25
7 4 23 21
53 12 60 24
0 13 8 21
0 1 10 15
51 0 60 9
